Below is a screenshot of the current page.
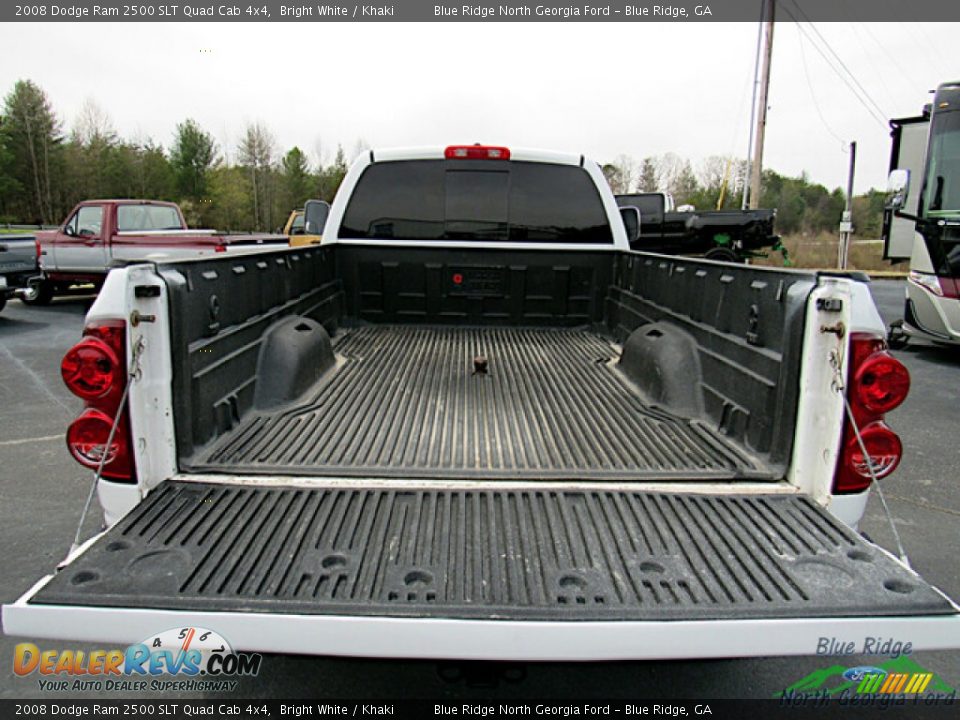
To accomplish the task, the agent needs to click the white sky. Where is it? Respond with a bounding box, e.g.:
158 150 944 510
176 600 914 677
3 21 958 194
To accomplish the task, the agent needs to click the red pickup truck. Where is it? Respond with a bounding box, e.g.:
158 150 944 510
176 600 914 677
27 199 287 304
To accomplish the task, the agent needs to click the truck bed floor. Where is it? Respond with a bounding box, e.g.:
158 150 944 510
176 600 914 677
192 326 769 481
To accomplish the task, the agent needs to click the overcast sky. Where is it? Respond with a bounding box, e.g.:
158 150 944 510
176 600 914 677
3 21 957 194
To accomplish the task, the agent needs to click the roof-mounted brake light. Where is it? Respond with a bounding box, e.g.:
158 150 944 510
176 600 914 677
444 145 511 160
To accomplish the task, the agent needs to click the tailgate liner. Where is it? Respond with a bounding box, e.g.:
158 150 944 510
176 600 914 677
190 326 767 481
32 481 952 621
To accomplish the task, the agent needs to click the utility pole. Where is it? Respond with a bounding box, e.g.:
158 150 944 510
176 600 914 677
741 17 764 210
749 0 776 209
838 141 857 269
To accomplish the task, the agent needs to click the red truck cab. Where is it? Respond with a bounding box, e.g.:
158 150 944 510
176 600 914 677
41 200 187 282
29 199 285 304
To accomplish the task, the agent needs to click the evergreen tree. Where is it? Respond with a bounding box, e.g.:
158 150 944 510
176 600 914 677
280 146 313 211
170 118 218 203
0 80 63 223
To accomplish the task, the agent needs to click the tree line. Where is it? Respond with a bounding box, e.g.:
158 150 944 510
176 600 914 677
1 78 884 237
603 153 885 238
0 79 352 231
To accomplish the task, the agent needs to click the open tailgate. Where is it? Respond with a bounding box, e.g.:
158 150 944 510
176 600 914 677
5 480 959 660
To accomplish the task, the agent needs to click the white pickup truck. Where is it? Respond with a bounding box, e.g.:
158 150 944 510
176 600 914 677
4 146 959 661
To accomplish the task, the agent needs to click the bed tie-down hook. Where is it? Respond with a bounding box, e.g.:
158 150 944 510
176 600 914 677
130 309 155 326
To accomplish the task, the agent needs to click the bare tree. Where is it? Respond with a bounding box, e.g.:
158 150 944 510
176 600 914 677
237 122 277 230
697 156 729 194
637 157 658 192
351 137 371 163
73 98 116 146
312 136 326 170
614 154 638 192
602 155 638 194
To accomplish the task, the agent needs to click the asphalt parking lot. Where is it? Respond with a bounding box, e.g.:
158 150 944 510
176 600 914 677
0 280 957 700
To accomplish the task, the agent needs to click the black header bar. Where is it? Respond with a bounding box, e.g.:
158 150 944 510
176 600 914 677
5 0 960 22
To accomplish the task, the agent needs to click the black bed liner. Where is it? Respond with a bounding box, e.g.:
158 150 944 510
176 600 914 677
188 325 769 481
32 480 953 621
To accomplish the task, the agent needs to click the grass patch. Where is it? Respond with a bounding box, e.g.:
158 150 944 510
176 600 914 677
754 232 908 272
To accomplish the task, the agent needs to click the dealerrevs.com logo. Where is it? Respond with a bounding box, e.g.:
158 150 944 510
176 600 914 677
14 627 262 693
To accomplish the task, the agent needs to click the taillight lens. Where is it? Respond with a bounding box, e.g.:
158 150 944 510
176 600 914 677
61 338 119 400
833 333 908 495
444 145 511 160
840 422 903 488
83 319 126 352
62 319 135 482
853 351 910 414
66 408 132 479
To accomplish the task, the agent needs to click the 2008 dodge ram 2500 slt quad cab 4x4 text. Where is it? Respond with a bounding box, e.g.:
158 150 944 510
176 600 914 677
4 145 959 660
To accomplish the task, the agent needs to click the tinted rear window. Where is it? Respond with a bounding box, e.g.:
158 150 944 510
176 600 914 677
339 160 612 244
117 205 182 232
616 194 664 216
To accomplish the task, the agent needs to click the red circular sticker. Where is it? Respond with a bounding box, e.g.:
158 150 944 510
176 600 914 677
452 273 464 285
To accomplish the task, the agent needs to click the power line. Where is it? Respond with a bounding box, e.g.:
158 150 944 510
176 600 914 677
780 3 888 128
796 26 847 148
859 22 920 95
785 0 890 122
806 25 889 121
847 22 897 110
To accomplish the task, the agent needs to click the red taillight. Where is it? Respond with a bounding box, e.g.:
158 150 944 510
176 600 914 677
853 351 910 414
83 319 126 354
214 243 227 253
838 422 903 492
67 408 132 479
833 333 908 494
35 237 41 260
61 338 120 400
444 145 511 160
62 320 134 482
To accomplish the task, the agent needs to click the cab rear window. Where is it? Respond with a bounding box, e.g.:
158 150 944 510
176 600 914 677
339 160 613 244
117 205 182 232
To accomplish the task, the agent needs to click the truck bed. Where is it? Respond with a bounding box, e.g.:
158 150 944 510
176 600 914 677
190 325 770 481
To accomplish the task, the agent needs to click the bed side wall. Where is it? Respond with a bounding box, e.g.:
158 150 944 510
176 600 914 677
605 252 817 473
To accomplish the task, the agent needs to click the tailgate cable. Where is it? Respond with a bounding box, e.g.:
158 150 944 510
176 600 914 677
829 346 911 569
63 336 146 562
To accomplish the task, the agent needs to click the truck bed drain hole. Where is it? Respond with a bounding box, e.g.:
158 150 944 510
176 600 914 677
640 561 665 574
847 549 872 562
559 574 587 589
883 579 915 594
71 571 99 585
321 554 347 569
405 570 433 587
